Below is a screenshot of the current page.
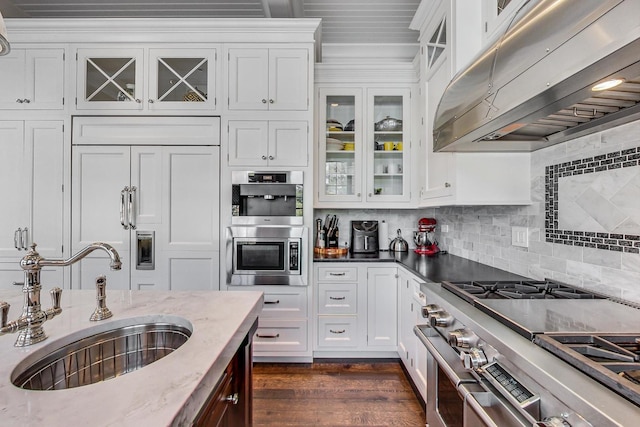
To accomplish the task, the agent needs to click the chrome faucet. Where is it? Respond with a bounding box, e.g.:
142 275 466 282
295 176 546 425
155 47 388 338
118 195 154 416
0 242 122 347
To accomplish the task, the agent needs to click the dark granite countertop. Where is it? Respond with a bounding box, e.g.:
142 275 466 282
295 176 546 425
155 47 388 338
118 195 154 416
314 251 530 283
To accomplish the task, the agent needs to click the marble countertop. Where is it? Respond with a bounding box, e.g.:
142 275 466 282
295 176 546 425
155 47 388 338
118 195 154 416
0 289 263 427
314 251 530 283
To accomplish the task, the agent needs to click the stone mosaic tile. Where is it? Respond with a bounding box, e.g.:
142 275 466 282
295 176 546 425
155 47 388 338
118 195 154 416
545 146 640 253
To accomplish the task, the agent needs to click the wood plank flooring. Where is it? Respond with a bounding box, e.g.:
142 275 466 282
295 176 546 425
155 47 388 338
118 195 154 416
253 360 426 426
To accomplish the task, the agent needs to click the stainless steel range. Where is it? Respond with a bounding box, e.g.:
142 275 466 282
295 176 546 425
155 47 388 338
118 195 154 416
415 279 640 427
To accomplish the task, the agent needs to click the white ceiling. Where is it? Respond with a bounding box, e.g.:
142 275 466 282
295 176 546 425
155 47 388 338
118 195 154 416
0 0 421 45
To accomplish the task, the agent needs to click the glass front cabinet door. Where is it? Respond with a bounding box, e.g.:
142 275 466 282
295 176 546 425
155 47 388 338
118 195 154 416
367 89 410 202
317 88 363 202
317 87 410 205
77 48 216 110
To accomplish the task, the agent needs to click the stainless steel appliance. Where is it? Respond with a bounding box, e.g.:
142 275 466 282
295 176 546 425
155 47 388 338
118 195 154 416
226 226 306 286
415 279 640 427
231 171 303 225
349 220 379 254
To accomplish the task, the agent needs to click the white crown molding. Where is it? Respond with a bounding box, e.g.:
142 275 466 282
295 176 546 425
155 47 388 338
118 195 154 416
5 18 321 44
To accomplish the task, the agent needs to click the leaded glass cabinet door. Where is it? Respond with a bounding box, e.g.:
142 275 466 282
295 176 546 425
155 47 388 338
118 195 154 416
317 87 364 202
76 48 144 110
148 48 217 110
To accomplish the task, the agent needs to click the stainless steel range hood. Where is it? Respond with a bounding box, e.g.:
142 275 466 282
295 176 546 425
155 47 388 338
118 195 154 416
433 0 640 152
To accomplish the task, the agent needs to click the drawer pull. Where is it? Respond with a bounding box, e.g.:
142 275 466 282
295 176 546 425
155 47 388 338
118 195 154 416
329 296 346 301
264 300 280 305
225 393 239 405
256 333 280 339
329 329 346 334
329 272 346 276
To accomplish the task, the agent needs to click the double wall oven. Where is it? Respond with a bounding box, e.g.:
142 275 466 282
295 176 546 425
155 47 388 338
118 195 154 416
415 279 640 427
226 170 307 287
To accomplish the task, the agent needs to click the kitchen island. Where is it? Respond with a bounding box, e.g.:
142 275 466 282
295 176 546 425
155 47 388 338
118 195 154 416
0 288 263 426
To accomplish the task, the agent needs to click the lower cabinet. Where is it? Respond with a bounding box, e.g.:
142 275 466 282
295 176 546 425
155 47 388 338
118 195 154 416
194 320 256 427
314 263 398 354
397 267 427 400
228 285 310 360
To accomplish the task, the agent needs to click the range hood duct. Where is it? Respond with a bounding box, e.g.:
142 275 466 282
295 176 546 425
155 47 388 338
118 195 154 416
433 0 640 152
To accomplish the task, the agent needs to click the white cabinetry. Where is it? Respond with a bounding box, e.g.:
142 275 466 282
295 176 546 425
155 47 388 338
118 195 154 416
315 85 412 207
76 47 218 111
227 120 308 167
412 0 531 206
71 117 220 291
0 48 65 110
0 121 64 289
227 47 309 111
314 263 398 355
0 121 64 260
397 267 427 400
239 285 310 360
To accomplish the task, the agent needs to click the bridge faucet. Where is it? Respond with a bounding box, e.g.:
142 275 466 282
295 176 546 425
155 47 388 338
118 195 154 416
0 242 122 347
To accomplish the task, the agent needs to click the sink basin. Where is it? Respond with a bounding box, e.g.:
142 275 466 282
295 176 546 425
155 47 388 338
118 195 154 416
11 316 192 391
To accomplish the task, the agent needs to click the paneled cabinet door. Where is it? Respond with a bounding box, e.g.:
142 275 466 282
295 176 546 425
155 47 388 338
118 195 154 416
147 48 217 110
227 120 308 167
397 269 415 371
367 267 398 348
0 48 65 110
227 48 309 111
0 121 64 260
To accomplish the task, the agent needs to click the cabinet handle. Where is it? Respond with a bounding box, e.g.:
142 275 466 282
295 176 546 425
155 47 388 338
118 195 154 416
135 99 142 104
16 99 23 103
261 99 267 104
261 155 267 160
13 282 24 286
329 329 346 334
269 99 274 104
120 187 129 230
148 99 155 103
225 393 239 405
264 300 280 305
268 155 274 160
328 272 346 276
128 186 137 230
256 333 280 339
329 296 346 301
445 182 451 188
23 99 31 104
14 229 20 250
21 227 28 250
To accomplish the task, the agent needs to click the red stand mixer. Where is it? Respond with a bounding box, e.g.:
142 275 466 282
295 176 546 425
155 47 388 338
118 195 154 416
413 218 440 256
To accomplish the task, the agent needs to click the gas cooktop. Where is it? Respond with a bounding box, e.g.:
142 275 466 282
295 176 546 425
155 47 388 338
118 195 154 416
443 280 607 303
535 333 640 407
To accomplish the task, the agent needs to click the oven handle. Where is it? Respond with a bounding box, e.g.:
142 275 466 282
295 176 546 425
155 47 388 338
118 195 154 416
464 391 500 427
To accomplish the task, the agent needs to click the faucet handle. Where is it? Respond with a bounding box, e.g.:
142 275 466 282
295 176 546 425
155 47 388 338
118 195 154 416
1 301 9 328
50 287 62 310
90 275 112 321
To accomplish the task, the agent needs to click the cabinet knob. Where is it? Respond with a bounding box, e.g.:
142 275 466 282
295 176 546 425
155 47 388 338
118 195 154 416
445 182 451 188
368 193 372 197
356 193 361 197
135 99 142 104
148 99 155 103
261 155 267 160
268 155 274 160
23 99 31 104
261 99 267 104
269 99 274 104
16 99 23 103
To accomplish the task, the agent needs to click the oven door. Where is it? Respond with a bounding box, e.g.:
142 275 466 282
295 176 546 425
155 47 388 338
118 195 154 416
460 385 531 427
226 226 306 286
415 325 477 427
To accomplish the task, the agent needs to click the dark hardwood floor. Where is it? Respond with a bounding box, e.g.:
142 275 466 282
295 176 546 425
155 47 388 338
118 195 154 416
253 360 425 426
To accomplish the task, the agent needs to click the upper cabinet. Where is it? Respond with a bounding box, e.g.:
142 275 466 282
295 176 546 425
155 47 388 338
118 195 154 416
76 47 218 111
412 0 531 206
0 48 65 110
227 47 309 111
315 85 412 208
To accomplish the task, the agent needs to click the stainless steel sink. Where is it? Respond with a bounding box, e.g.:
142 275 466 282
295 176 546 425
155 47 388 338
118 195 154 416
11 318 192 391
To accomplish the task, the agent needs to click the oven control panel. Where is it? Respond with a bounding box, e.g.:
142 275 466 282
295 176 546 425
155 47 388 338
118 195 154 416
482 361 540 418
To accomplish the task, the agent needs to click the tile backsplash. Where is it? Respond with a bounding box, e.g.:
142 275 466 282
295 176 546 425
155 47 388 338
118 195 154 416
316 120 640 304
434 119 640 304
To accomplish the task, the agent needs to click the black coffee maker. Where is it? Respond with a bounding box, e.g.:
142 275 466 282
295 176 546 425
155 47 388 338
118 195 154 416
350 220 379 254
